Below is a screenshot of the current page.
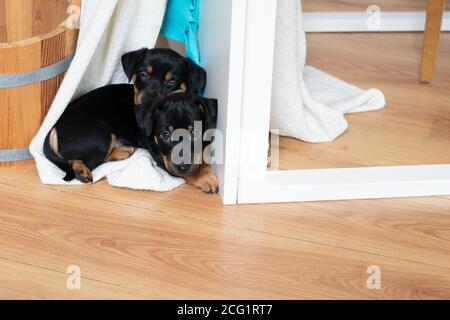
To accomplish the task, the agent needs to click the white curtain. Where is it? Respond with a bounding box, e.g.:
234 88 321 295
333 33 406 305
271 0 385 142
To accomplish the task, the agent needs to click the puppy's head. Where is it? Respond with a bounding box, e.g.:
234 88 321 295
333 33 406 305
121 48 207 105
136 93 218 177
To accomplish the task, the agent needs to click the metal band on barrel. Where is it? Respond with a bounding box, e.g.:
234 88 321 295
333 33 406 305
0 55 74 161
0 53 74 88
0 147 32 162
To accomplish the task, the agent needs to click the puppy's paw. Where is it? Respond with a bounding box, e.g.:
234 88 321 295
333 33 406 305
186 166 219 194
70 160 93 184
197 172 219 194
74 167 93 184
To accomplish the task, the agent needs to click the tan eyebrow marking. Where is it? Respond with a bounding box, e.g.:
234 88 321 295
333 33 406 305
169 126 175 133
147 65 153 74
188 125 193 132
165 72 173 81
180 83 187 92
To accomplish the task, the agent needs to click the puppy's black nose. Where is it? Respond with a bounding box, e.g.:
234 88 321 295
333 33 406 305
177 163 190 173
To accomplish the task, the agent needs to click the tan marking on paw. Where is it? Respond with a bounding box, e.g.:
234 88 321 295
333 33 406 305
69 160 93 184
185 165 219 194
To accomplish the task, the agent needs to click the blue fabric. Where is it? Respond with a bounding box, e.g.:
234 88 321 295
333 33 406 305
160 0 201 66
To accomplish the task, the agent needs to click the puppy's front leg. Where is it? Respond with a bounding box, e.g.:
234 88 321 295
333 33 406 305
185 165 219 194
68 160 93 184
105 146 136 162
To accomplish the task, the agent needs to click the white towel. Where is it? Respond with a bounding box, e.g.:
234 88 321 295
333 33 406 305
29 0 185 191
271 0 385 142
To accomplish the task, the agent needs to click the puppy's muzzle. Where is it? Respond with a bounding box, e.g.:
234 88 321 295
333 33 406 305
173 162 199 177
166 149 202 177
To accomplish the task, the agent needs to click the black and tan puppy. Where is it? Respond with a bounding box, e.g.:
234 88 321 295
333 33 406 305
136 93 218 193
44 48 218 193
122 47 206 103
44 84 140 184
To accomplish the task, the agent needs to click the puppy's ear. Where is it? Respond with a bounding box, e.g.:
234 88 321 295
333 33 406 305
139 108 155 137
136 98 164 136
196 97 218 130
187 59 207 95
121 48 147 82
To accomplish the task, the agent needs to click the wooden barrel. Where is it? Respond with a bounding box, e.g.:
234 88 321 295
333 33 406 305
0 0 80 166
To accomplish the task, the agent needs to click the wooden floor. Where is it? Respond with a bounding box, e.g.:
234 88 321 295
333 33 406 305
1 165 450 299
279 32 450 170
1 32 450 299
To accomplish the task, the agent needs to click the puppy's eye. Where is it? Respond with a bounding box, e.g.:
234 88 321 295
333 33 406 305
166 80 178 87
160 131 171 140
139 71 148 79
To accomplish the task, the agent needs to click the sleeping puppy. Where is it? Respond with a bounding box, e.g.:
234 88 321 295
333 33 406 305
44 87 219 193
44 84 141 184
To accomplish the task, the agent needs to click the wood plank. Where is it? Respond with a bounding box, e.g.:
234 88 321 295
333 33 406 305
65 28 79 56
31 0 68 38
0 165 450 299
4 0 33 42
0 0 6 43
0 26 42 151
0 0 68 43
40 20 65 67
0 258 151 299
420 0 445 82
39 27 67 125
40 74 64 122
7 165 450 269
277 32 450 170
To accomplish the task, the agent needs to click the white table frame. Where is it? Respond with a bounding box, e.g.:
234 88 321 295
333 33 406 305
200 0 450 205
303 11 450 32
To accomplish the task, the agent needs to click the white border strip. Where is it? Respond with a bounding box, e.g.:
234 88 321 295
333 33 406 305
304 11 450 32
239 165 450 204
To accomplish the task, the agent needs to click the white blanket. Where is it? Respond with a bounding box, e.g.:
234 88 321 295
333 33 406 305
271 0 385 142
30 0 185 191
